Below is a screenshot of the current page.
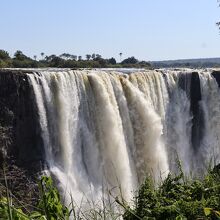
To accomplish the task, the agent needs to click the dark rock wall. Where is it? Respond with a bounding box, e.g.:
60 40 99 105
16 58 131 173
175 71 204 152
190 72 204 152
212 70 220 87
0 70 45 171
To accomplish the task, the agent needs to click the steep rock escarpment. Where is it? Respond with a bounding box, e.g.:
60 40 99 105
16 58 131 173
212 70 220 87
0 70 45 171
0 70 45 208
190 72 204 152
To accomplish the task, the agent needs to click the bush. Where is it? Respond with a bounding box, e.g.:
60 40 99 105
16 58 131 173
123 165 220 220
1 164 220 219
0 175 70 219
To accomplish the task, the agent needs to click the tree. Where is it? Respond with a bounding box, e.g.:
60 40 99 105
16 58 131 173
121 56 138 64
45 54 56 62
108 57 117 65
91 53 96 60
119 52 123 61
40 52 45 60
96 54 102 59
33 55 37 60
60 53 72 60
86 54 91 60
70 55 77 60
78 56 82 61
97 58 107 67
139 61 151 68
50 56 64 67
14 50 30 61
14 50 24 60
0 50 10 60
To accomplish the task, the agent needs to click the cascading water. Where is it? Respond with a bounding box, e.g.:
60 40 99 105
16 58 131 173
28 68 220 208
198 71 220 168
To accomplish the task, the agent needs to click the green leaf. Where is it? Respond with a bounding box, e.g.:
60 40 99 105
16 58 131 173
30 211 44 218
204 207 212 216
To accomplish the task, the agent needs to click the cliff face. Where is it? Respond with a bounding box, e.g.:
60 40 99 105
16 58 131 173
0 70 45 171
190 72 204 152
0 69 220 171
212 70 220 87
1 68 220 211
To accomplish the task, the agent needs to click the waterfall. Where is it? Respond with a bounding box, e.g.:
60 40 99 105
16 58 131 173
199 71 220 168
28 69 220 206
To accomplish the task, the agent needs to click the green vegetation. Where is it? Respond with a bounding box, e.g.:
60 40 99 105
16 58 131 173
151 58 220 68
0 175 69 219
0 49 151 69
0 118 220 219
0 164 220 219
123 164 220 220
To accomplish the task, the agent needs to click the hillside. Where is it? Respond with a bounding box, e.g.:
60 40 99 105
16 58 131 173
151 57 220 68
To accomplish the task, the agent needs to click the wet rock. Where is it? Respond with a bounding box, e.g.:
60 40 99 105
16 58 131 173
0 70 45 171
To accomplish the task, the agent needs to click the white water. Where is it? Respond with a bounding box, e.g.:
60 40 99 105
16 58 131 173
199 71 220 167
28 69 220 208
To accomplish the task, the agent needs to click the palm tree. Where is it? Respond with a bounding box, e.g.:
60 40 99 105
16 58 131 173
41 52 45 60
119 52 123 62
91 53 96 60
33 55 37 61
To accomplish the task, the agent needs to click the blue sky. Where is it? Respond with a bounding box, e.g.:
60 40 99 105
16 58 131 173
0 0 219 61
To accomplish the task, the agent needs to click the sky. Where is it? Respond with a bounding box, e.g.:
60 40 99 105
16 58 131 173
0 0 220 61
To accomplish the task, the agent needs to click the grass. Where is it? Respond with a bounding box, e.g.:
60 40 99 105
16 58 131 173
0 163 220 219
0 170 124 219
122 164 220 220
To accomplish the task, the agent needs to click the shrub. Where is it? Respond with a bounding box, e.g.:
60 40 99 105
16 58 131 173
123 165 220 220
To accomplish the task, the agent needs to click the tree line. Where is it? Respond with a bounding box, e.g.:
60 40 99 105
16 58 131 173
0 50 151 69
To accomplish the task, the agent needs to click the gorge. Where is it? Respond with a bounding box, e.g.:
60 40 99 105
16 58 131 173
1 68 220 207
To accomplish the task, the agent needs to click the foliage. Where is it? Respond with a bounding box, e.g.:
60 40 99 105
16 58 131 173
108 57 117 65
38 176 69 219
121 56 138 64
0 49 12 68
14 50 30 61
85 54 91 60
1 165 220 219
0 175 70 220
0 197 30 220
0 50 10 60
123 164 220 220
0 49 151 69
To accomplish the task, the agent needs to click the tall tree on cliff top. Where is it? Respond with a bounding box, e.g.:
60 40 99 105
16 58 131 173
119 52 123 62
60 53 72 60
40 52 45 60
91 53 96 60
86 54 91 60
70 55 77 60
14 50 30 61
0 50 10 60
